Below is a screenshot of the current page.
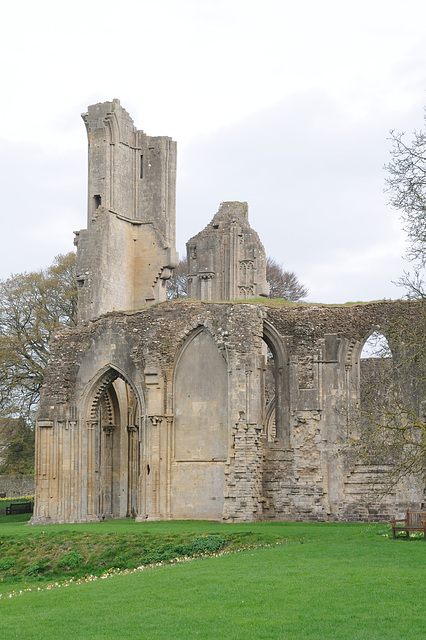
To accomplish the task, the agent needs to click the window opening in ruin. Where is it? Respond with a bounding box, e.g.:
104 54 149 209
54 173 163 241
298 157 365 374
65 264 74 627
262 324 290 447
360 331 393 410
361 331 391 359
262 338 276 441
94 195 101 209
140 155 143 179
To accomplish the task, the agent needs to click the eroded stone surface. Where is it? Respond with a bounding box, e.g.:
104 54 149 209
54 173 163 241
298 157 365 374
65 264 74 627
75 99 178 321
32 300 424 525
187 202 269 301
30 101 425 525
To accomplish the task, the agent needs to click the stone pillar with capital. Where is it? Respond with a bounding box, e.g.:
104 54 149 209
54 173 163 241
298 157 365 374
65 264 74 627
127 425 139 517
101 424 115 518
146 415 163 520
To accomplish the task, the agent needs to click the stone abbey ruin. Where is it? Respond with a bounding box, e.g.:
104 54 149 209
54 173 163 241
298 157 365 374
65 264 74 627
31 100 424 525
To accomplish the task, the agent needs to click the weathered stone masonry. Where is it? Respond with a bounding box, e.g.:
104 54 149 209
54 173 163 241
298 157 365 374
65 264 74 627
30 100 424 524
32 299 424 524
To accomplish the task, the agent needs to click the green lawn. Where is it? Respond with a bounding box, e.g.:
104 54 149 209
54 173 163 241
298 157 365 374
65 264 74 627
0 518 424 639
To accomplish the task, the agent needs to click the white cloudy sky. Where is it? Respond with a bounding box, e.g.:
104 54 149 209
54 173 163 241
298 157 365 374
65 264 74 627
1 0 426 303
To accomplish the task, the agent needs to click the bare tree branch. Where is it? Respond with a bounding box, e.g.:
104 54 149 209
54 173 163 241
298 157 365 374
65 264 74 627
266 257 308 301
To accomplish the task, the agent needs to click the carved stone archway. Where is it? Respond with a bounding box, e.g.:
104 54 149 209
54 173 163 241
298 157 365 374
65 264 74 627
85 367 142 520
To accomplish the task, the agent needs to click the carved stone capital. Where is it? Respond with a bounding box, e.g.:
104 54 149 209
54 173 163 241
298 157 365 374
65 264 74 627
127 425 139 433
38 420 54 429
102 424 115 435
149 415 163 427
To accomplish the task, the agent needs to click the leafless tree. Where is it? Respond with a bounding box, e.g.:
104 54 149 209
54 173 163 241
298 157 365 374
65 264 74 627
166 257 188 300
266 257 308 301
385 112 426 297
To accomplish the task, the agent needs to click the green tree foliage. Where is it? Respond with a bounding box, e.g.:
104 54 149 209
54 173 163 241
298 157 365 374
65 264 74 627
0 417 35 475
0 252 77 473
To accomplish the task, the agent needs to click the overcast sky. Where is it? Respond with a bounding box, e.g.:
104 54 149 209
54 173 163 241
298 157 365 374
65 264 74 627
1 0 426 303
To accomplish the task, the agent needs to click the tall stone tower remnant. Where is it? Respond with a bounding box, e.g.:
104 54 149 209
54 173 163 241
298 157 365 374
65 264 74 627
75 99 178 321
186 201 269 301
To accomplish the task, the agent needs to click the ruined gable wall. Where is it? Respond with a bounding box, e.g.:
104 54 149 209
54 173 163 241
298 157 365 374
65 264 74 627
187 202 269 301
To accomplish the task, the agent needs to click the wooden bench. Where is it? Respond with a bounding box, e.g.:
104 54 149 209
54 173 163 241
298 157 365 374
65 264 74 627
6 501 33 515
391 510 426 539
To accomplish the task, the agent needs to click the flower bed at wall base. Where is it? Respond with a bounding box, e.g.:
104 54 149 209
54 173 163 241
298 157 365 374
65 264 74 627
0 495 34 504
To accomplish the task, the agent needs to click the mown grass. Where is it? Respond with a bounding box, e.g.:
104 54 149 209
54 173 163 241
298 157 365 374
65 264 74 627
1 518 425 640
0 514 292 591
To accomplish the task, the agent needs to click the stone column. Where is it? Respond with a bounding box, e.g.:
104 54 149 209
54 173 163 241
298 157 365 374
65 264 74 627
199 273 214 301
135 414 148 522
146 415 163 520
31 420 54 523
127 425 139 517
86 419 98 519
101 425 115 518
165 415 173 519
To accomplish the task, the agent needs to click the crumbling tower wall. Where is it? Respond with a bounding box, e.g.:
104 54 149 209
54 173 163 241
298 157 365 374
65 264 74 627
186 201 269 301
75 99 178 321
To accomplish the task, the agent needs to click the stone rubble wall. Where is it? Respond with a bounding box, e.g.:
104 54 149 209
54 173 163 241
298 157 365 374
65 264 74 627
0 475 34 498
223 421 264 522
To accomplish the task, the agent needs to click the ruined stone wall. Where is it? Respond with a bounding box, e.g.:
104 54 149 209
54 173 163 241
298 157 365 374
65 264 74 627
32 300 424 525
32 302 266 524
82 99 176 235
187 202 269 301
261 301 425 522
0 475 34 498
76 100 179 321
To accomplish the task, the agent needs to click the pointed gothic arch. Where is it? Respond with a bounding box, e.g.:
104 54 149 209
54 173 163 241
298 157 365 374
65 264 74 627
171 326 229 519
82 365 144 520
262 321 290 446
359 330 393 411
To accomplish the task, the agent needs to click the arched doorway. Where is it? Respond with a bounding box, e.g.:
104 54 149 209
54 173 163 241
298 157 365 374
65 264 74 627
85 368 142 520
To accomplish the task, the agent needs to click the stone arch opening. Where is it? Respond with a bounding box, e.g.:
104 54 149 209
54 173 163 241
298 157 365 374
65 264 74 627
361 330 392 360
262 322 290 446
171 326 228 519
262 340 276 441
84 366 143 520
360 331 393 409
